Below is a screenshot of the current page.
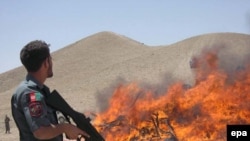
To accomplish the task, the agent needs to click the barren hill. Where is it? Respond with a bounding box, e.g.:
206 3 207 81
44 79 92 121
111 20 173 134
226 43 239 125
0 31 250 140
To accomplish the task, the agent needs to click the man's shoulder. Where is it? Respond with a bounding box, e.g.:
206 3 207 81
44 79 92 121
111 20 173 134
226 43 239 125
14 79 39 97
12 80 44 106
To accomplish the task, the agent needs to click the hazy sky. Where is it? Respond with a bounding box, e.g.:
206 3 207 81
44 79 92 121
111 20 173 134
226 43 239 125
1 0 250 74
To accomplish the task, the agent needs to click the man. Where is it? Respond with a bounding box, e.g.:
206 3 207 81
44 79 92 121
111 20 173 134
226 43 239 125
5 115 10 134
11 40 89 141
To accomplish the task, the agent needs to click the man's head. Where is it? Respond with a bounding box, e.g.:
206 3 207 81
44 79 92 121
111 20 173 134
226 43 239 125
20 40 53 78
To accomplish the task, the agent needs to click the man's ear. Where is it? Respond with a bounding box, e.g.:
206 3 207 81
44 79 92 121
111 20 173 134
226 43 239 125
43 58 49 68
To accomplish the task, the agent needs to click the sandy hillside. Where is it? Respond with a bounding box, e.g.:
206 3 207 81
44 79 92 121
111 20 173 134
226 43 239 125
0 31 250 140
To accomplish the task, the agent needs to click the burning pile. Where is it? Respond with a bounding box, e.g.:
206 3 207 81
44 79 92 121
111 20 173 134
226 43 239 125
93 49 250 141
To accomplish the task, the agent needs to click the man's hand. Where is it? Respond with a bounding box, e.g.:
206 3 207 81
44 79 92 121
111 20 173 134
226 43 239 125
33 123 89 140
63 124 90 139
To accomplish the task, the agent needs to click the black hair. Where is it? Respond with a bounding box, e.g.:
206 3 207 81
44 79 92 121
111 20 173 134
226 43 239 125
20 40 50 72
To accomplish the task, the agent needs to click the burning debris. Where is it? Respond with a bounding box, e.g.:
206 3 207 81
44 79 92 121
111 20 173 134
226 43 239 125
93 48 250 141
97 113 177 141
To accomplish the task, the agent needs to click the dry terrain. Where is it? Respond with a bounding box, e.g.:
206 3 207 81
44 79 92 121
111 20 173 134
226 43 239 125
0 31 250 140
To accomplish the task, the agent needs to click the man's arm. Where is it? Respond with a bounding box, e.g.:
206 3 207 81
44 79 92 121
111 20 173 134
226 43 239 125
18 91 89 140
33 123 89 140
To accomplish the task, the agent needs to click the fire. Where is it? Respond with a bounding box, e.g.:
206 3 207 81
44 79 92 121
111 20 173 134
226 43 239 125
93 49 250 141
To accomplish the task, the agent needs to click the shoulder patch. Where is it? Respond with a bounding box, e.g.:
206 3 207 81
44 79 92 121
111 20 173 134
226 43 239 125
29 102 43 117
27 92 43 117
29 92 42 102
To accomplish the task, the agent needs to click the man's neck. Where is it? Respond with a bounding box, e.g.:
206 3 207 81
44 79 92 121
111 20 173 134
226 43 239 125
28 72 46 85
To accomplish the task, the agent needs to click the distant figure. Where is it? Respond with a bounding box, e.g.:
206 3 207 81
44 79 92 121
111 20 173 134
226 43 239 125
5 115 10 134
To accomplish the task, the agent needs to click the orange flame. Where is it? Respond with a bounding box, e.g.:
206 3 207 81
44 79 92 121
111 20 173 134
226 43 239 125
93 50 250 141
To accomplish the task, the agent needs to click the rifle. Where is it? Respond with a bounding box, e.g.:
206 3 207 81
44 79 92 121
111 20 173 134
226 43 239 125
46 90 105 141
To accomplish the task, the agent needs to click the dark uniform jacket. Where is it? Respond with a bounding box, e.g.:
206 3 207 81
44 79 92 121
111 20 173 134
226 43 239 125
11 74 63 141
